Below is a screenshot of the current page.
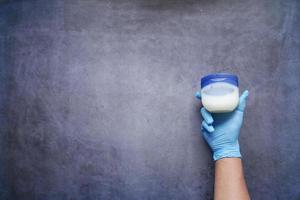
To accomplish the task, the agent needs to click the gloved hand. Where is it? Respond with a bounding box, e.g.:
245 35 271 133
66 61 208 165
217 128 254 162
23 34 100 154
195 90 249 161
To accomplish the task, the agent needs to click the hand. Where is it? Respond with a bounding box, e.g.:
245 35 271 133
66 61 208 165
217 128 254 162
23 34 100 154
195 90 249 161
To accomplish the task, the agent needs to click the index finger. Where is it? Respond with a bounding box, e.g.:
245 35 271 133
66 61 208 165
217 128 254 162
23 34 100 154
195 91 201 100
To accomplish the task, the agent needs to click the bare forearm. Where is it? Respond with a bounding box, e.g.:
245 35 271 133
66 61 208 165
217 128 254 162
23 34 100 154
214 158 250 200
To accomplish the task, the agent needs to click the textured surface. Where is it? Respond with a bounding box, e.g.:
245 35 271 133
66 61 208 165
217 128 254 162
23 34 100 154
1 0 300 199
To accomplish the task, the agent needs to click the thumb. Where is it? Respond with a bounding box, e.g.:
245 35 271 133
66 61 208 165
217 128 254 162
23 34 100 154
237 90 249 112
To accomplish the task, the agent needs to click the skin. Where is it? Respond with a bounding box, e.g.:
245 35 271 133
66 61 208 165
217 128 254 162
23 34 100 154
214 158 250 200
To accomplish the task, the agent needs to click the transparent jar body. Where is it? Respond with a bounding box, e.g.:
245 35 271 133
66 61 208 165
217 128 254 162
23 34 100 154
201 82 239 113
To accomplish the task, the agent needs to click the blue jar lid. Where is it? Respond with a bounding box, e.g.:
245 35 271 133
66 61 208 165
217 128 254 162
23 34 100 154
201 73 239 88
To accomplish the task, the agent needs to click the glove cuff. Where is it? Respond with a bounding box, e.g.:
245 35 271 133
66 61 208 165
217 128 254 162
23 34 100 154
213 144 241 161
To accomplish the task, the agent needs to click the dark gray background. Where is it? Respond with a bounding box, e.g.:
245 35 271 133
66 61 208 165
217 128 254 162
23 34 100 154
1 0 300 199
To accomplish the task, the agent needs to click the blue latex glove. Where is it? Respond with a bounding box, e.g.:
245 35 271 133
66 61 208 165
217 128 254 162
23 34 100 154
195 90 249 161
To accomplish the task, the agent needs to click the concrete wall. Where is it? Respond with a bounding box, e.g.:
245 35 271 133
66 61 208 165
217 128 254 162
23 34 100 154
0 0 299 199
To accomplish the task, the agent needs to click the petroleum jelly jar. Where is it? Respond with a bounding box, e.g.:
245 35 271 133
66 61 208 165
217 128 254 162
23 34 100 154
201 73 239 113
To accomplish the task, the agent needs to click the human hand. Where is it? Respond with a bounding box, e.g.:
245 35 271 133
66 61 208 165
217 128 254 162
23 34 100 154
195 90 249 161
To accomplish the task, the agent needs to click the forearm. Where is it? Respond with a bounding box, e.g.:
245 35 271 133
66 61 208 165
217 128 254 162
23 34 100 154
214 158 250 200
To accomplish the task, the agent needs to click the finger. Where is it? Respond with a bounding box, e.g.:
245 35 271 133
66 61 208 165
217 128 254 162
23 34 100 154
237 90 249 112
195 91 201 100
202 129 210 141
202 120 214 133
201 107 214 124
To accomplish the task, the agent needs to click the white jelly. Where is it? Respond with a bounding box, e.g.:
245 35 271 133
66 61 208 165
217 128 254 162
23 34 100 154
200 74 239 113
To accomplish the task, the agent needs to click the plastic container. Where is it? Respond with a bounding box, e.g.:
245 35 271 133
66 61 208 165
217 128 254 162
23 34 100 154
201 73 239 113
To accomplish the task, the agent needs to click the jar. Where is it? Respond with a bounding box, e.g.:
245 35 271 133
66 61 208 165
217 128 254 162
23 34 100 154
200 73 239 113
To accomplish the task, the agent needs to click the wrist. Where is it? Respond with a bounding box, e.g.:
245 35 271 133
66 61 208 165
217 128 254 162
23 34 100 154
213 143 241 161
